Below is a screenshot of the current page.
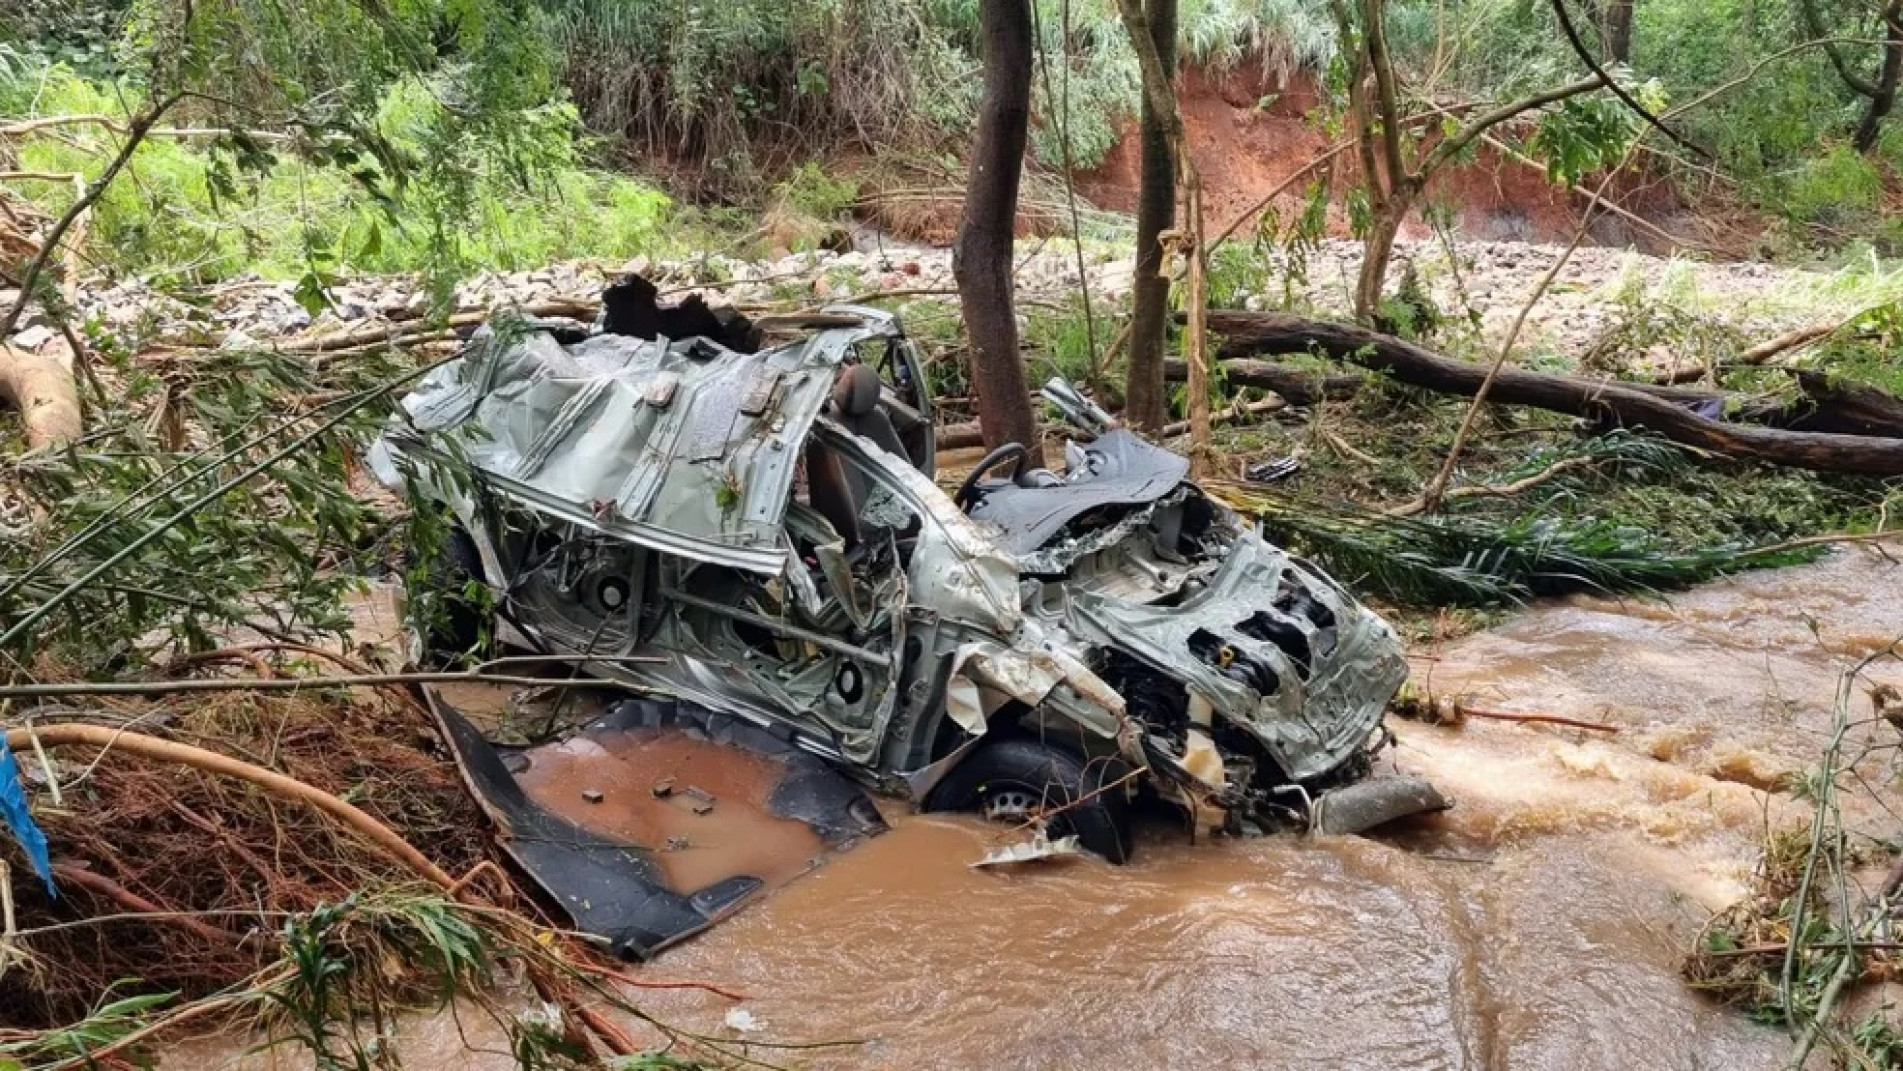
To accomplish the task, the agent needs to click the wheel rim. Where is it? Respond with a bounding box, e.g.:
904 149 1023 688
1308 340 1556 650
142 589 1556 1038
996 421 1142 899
981 786 1040 823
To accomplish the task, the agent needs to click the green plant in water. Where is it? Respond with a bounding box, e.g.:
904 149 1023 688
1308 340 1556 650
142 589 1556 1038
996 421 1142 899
0 987 179 1067
253 894 495 1071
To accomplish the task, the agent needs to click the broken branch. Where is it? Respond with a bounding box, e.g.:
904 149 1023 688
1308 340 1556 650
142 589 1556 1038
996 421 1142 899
0 344 81 450
1386 456 1598 517
0 671 628 701
1206 311 1903 476
49 862 244 946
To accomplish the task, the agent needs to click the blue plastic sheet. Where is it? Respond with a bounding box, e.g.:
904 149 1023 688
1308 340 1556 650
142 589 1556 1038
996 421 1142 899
0 737 55 897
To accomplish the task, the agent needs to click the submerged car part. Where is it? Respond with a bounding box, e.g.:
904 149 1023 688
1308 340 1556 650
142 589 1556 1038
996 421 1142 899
427 689 886 958
1309 775 1450 836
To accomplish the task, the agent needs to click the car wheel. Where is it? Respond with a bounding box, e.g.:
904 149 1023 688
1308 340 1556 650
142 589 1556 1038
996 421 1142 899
925 736 1135 863
410 525 490 667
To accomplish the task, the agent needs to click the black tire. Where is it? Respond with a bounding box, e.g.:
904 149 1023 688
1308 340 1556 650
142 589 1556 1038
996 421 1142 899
925 736 1135 863
412 526 490 667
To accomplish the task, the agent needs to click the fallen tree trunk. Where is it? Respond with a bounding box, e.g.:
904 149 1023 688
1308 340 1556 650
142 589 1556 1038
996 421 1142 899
1163 357 1364 406
1778 371 1903 437
1206 311 1903 476
0 343 80 449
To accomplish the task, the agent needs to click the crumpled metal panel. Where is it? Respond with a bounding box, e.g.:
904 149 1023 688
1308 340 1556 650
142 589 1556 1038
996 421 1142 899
964 428 1190 555
945 640 1126 739
1064 532 1408 782
375 316 905 575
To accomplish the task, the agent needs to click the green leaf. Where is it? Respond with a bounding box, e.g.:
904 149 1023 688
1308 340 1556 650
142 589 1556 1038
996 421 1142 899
293 270 332 317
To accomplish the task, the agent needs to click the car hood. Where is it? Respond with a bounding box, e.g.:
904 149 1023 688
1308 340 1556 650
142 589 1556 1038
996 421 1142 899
372 313 904 574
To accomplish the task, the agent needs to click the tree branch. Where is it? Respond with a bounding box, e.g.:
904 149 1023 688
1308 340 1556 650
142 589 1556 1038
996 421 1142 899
1359 0 1413 185
1549 0 1712 159
1425 74 1609 174
0 115 299 141
1112 0 1186 148
1796 0 1880 97
10 724 455 889
0 92 185 340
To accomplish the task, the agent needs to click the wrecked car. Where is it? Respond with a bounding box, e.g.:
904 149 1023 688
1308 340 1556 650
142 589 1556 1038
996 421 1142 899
372 282 1444 877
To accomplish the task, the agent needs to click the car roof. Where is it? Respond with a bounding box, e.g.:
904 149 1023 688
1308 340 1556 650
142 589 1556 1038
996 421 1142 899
383 308 905 574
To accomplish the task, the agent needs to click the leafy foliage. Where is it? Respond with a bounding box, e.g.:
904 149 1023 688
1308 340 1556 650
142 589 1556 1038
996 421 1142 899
0 339 408 670
1526 91 1646 187
2 65 674 288
545 0 1337 186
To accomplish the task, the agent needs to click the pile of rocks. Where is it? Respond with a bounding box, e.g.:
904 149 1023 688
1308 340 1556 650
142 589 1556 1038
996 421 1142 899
0 232 1863 366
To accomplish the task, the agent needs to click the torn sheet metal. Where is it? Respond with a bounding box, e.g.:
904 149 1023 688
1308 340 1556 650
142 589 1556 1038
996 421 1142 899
426 687 885 958
964 428 1190 555
377 311 913 575
971 832 1084 868
945 641 1126 739
1063 533 1408 783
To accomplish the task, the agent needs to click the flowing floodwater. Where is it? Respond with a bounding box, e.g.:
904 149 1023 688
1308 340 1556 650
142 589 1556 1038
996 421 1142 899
173 546 1903 1069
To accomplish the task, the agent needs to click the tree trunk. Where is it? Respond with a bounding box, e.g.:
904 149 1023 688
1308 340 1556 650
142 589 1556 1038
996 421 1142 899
1207 311 1903 476
1854 8 1903 153
954 0 1043 465
1602 0 1634 63
1354 198 1408 322
0 343 80 450
1123 0 1179 433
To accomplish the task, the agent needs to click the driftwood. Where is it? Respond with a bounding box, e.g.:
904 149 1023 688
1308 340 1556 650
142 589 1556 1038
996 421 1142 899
0 343 80 449
1206 311 1903 477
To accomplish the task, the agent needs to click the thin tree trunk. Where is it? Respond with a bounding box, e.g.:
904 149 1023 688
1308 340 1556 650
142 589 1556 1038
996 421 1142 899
954 0 1043 464
1183 173 1211 474
1855 8 1903 152
1355 199 1409 322
1603 0 1634 64
1124 0 1178 433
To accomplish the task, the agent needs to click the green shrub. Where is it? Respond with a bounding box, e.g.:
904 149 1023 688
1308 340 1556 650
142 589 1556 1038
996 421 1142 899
772 163 859 220
1781 145 1884 227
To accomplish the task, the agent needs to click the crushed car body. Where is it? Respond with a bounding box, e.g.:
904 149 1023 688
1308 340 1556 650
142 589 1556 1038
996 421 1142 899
372 278 1446 913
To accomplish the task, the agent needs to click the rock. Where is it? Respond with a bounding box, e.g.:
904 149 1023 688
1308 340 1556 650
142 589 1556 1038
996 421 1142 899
10 325 52 351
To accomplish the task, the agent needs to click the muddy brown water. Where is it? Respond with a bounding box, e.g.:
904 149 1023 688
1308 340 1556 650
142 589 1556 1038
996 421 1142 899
513 727 829 893
170 546 1903 1069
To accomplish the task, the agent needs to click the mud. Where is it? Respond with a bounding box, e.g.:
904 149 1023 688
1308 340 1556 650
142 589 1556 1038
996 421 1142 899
169 546 1903 1069
1075 62 1678 249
